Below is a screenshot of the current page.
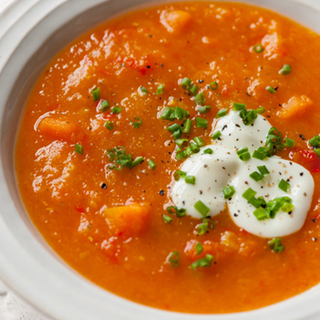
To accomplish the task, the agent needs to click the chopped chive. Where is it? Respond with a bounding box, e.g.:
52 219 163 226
131 156 144 167
194 92 206 105
315 149 320 157
167 123 181 133
237 147 251 161
222 185 235 199
176 150 186 161
156 84 165 95
190 142 200 154
242 188 257 201
131 116 142 129
185 175 196 185
190 254 213 270
217 108 228 118
203 148 213 154
278 179 290 192
196 218 215 235
148 159 157 170
195 117 208 129
197 105 211 114
279 64 291 75
180 77 192 90
105 120 114 130
181 119 192 134
173 107 182 120
257 165 270 175
140 86 149 95
194 137 205 147
194 200 210 218
162 214 172 223
111 106 122 114
210 81 218 90
160 107 173 120
266 86 276 94
92 87 100 102
253 207 268 220
174 170 186 181
184 146 193 157
283 137 295 148
255 106 265 114
233 102 246 111
249 196 266 209
100 100 110 112
212 130 221 140
253 44 264 53
75 143 83 155
173 130 182 140
249 171 264 182
309 135 320 148
195 242 204 255
167 206 178 214
252 148 268 160
189 84 198 96
176 208 187 218
168 251 179 267
281 202 294 213
175 139 189 147
269 238 285 253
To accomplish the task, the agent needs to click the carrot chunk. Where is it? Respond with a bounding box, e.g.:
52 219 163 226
278 95 313 119
160 10 192 33
103 203 151 237
38 117 77 141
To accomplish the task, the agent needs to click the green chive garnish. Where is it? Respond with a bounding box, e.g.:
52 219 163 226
160 107 173 120
197 105 211 114
269 238 285 253
210 81 218 90
222 185 235 199
194 92 206 105
162 215 172 223
283 137 294 148
180 77 192 90
242 188 257 201
253 44 264 53
105 120 114 130
175 139 189 147
181 119 192 134
156 84 165 95
148 159 157 170
131 116 142 129
190 254 213 270
233 102 246 111
92 87 100 102
279 64 291 75
281 202 294 213
195 117 208 129
168 251 179 267
140 86 149 95
185 175 196 185
237 147 251 161
278 179 290 192
253 207 268 220
100 100 110 112
203 148 213 154
212 130 221 140
75 143 83 155
111 106 122 114
189 84 198 96
266 86 276 94
257 165 269 175
194 137 205 147
167 123 181 133
174 170 186 181
249 171 264 182
194 200 210 218
217 108 228 118
309 135 320 148
195 242 203 255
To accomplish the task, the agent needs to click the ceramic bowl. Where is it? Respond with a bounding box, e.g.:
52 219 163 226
1 0 320 319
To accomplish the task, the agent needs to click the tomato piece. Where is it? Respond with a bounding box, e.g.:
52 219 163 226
290 148 320 173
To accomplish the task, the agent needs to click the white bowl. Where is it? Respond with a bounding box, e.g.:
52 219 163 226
1 0 320 319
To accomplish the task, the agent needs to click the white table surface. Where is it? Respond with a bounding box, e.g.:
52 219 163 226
1 0 320 319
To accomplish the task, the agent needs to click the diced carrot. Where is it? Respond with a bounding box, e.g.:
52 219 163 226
278 95 313 119
103 203 151 237
38 117 77 141
160 10 192 33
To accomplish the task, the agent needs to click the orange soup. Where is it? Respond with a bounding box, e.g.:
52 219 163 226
15 1 320 314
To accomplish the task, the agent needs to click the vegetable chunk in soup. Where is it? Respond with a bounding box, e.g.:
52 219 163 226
15 1 320 314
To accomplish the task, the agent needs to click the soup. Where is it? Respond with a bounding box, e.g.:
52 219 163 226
15 1 320 314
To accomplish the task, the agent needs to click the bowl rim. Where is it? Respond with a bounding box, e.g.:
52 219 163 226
1 0 320 320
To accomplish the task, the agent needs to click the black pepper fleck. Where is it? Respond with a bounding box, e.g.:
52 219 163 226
101 183 108 189
159 190 165 196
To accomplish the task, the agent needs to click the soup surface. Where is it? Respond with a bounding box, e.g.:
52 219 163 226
16 1 320 314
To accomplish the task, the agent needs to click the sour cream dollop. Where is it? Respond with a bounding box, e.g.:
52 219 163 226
171 111 314 238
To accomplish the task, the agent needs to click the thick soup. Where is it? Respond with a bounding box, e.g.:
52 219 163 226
15 1 320 314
